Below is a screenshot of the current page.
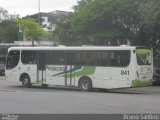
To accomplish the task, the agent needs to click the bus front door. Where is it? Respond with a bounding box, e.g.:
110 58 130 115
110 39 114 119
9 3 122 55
37 53 46 84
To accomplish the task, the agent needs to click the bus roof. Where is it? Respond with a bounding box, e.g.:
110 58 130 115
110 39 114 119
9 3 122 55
7 46 140 52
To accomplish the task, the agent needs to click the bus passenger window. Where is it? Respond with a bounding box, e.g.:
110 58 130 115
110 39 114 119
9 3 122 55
46 51 64 65
107 50 130 67
21 51 36 64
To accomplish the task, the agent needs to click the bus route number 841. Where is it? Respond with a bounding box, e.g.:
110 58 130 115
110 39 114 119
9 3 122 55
121 70 130 75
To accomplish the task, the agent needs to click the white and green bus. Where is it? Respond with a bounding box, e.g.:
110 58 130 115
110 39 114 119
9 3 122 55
5 46 153 91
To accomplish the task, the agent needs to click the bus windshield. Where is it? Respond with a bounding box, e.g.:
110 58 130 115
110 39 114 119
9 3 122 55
136 48 152 65
6 51 20 69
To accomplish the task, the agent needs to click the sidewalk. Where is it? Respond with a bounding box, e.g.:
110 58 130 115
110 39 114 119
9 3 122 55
108 86 160 94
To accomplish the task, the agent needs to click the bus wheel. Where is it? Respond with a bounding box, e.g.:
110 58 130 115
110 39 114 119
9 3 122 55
80 77 92 91
21 75 31 88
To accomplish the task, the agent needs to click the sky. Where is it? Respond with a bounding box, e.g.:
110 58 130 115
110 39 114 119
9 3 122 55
0 0 78 17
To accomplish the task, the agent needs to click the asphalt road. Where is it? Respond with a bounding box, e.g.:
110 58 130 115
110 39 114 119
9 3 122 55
0 76 160 114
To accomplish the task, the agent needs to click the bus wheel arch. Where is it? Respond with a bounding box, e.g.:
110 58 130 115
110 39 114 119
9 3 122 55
79 76 92 91
20 73 31 88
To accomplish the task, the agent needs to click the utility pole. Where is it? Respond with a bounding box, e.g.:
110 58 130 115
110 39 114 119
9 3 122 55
38 0 41 25
32 0 41 46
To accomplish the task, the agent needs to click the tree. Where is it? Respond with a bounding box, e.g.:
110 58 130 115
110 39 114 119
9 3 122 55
0 7 20 43
0 7 9 21
70 0 145 45
53 18 81 45
136 0 160 56
16 18 44 45
0 20 18 43
0 7 19 21
41 31 55 41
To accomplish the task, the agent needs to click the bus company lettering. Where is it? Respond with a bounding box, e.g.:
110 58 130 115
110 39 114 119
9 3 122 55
47 66 65 72
123 114 160 120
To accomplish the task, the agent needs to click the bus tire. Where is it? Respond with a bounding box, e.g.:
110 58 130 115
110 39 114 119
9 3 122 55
21 74 31 88
79 77 92 91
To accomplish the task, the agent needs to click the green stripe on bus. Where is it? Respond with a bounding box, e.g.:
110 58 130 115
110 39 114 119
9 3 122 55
52 66 96 77
52 65 82 77
132 80 153 87
68 66 96 77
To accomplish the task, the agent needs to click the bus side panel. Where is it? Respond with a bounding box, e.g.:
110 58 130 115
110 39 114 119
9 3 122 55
46 65 65 86
20 64 37 83
92 67 109 89
94 67 131 89
113 51 136 88
5 63 21 82
111 67 131 88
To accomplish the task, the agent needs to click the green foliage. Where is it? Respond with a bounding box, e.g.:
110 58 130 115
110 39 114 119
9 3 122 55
53 19 80 45
0 7 9 21
70 0 144 45
136 0 160 56
1 0 160 56
42 31 55 41
0 7 19 43
0 20 18 43
16 18 44 41
68 0 160 49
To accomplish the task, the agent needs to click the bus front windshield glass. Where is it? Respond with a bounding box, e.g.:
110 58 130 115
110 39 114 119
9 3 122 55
136 48 152 65
6 51 20 69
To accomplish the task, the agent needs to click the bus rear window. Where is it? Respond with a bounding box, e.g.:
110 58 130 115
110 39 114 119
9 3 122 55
136 49 151 65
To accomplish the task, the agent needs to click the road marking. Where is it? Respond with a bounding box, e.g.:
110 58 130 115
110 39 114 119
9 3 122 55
0 89 17 92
